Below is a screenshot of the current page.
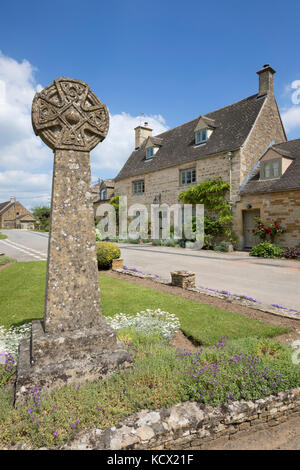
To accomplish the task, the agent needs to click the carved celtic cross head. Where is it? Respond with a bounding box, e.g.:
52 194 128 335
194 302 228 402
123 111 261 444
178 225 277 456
32 77 109 151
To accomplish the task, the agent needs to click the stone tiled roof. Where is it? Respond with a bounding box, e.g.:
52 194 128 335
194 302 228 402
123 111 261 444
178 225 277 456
15 213 36 221
115 93 267 181
0 201 12 215
241 139 300 194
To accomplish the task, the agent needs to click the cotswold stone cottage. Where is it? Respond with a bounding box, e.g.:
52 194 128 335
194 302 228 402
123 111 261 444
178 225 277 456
91 179 115 219
113 65 299 249
0 197 36 230
238 139 300 248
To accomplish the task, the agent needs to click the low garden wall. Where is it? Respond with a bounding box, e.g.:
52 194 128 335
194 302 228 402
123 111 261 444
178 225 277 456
64 387 300 450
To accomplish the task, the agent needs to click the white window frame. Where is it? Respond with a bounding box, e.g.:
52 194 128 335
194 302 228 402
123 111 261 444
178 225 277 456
195 129 207 145
180 168 196 186
100 188 107 200
262 158 282 180
146 147 154 159
133 180 145 194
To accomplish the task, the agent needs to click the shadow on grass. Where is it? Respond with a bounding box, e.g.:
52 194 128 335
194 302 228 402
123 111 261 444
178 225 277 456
11 318 42 329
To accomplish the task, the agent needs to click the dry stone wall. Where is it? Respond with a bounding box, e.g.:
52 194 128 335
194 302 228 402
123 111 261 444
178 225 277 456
63 387 300 450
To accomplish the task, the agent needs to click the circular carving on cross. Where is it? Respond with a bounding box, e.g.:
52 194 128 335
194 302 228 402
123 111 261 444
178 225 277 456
32 77 109 151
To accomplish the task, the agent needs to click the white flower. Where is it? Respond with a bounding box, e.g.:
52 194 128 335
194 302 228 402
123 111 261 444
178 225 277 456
0 323 31 359
106 309 180 340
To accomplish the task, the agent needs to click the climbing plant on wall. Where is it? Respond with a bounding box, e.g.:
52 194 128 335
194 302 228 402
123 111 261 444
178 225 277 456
178 178 232 239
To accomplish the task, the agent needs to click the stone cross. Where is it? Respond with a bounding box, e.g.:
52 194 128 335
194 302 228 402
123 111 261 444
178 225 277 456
32 77 109 332
15 78 130 403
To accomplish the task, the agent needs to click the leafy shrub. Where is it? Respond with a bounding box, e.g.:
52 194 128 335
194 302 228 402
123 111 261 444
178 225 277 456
96 241 121 269
203 234 213 249
281 247 300 259
213 241 232 252
161 239 178 247
250 241 283 258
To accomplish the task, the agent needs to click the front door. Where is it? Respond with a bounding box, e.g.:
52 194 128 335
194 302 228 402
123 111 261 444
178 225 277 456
243 209 260 248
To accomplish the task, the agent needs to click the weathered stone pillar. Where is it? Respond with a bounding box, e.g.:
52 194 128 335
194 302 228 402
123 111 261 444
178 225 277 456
15 78 130 403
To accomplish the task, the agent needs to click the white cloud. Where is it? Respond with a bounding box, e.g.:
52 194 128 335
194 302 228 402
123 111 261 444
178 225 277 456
91 112 168 172
0 51 52 170
0 51 169 208
0 170 52 209
281 79 300 134
281 106 300 134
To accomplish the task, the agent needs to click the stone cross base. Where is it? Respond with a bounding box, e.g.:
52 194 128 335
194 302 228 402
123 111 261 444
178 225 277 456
171 271 196 289
15 321 131 404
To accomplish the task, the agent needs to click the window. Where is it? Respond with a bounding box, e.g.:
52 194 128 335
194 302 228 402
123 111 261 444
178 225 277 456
262 159 281 179
100 188 107 200
146 147 154 159
195 129 207 144
180 168 196 185
272 160 280 177
133 180 145 194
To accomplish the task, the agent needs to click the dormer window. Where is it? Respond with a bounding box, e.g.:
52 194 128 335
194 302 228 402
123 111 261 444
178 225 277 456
261 158 281 180
195 129 207 145
146 147 154 159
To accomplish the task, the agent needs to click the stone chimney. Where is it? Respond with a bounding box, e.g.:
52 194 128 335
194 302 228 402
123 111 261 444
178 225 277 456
10 196 16 203
257 64 276 96
134 122 152 149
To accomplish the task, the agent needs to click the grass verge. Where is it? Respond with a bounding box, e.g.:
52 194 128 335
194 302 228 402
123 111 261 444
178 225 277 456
0 256 16 267
0 261 288 343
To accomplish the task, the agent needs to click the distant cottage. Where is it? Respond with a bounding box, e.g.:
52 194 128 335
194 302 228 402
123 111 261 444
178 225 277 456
111 65 300 249
0 197 36 230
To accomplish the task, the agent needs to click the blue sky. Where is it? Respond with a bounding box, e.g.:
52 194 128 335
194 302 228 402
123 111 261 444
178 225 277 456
0 0 300 208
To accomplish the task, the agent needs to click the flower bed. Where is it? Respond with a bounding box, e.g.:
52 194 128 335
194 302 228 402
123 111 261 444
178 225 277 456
106 309 180 340
1 332 299 450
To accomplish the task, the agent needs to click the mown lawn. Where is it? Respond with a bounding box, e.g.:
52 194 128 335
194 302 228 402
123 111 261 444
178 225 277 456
0 261 288 344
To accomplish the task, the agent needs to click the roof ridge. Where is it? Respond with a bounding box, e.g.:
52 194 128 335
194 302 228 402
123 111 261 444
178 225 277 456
153 93 261 138
274 137 300 147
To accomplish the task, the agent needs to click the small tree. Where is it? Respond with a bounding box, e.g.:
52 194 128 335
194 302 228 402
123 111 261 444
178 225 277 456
31 205 51 231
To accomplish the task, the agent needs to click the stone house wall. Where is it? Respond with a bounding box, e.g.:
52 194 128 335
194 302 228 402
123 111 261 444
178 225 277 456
240 95 286 183
0 202 35 229
236 189 300 248
115 150 241 214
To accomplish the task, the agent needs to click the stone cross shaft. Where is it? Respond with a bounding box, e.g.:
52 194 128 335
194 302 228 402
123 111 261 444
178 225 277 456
15 78 130 404
32 77 109 333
